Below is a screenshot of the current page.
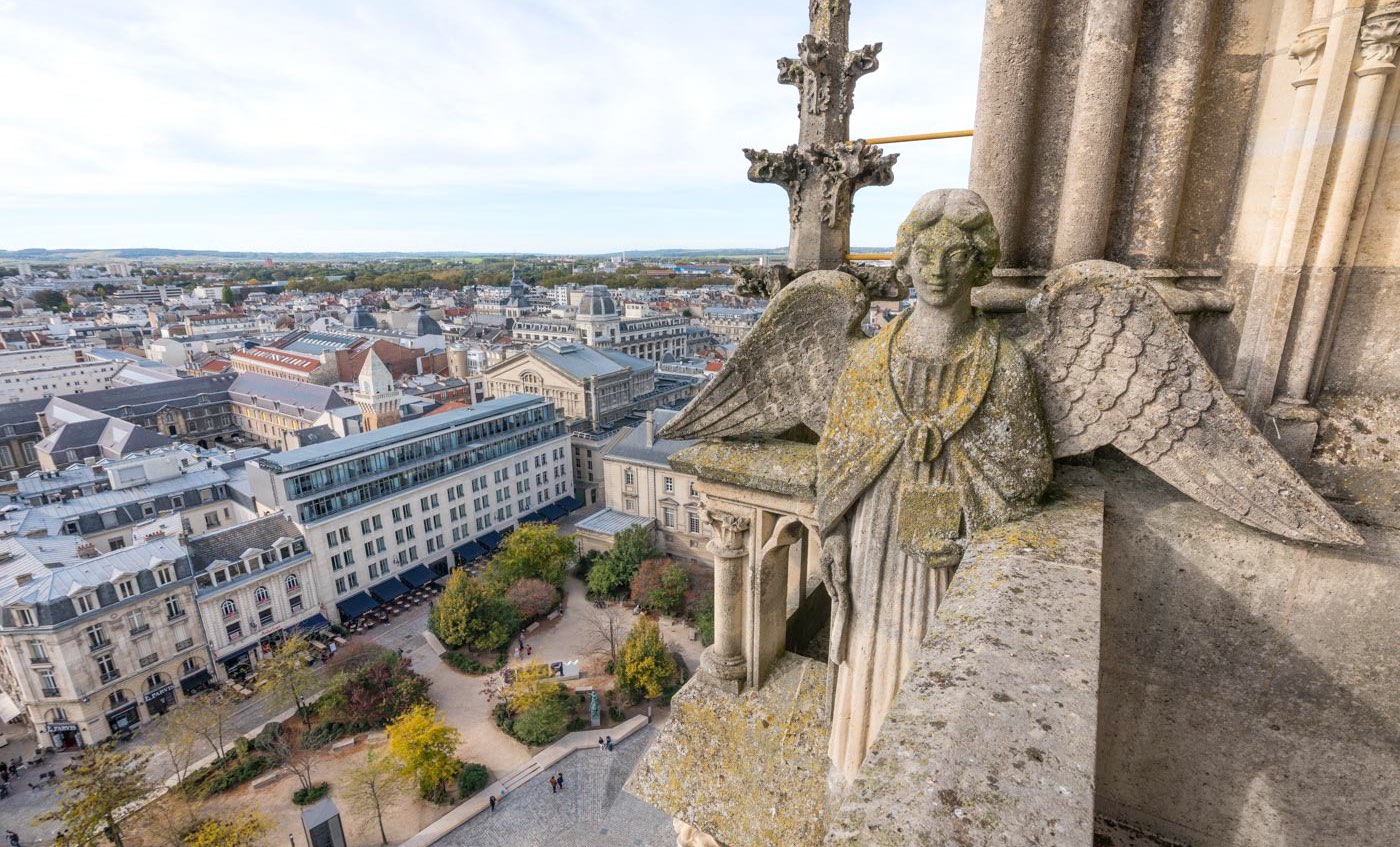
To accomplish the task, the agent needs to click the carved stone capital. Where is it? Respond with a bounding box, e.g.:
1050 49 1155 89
796 34 832 116
1359 8 1400 72
734 264 795 298
840 42 882 113
744 145 810 228
1289 22 1329 84
776 55 804 88
703 508 751 559
810 140 898 227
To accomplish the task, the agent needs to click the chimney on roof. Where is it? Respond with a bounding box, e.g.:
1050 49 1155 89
644 411 655 447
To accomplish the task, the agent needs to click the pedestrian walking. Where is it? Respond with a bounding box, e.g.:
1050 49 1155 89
489 794 497 813
597 737 605 752
7 829 21 847
549 775 558 793
526 644 532 657
605 735 613 752
556 772 565 791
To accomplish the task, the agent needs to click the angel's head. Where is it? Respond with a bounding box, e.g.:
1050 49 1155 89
893 189 1000 308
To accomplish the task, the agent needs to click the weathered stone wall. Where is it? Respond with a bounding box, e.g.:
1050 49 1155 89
1096 457 1400 847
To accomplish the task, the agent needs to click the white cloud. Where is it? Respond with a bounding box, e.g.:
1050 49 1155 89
0 0 982 250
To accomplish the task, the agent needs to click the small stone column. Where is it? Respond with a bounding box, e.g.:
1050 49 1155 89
701 507 750 694
1278 8 1400 405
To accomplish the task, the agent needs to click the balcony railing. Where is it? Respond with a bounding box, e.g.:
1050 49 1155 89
99 669 121 684
175 638 194 651
40 687 61 698
88 638 112 653
29 654 51 666
166 609 186 621
130 623 151 636
138 653 159 668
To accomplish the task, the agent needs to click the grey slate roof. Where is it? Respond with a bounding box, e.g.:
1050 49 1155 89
57 373 236 413
229 372 351 420
574 508 654 536
521 343 655 383
603 410 696 470
187 512 300 570
0 535 187 608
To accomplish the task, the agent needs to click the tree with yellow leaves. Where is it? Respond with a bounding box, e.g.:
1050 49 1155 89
503 660 558 713
181 815 270 847
615 616 679 701
385 704 461 801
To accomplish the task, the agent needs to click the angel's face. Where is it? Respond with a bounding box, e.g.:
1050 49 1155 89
906 219 979 308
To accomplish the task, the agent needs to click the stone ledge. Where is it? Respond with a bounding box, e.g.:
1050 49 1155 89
627 652 833 847
824 469 1105 846
671 439 817 499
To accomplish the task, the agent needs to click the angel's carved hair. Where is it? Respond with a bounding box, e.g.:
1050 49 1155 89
893 189 1001 286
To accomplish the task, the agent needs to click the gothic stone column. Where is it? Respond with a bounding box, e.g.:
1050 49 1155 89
701 507 750 694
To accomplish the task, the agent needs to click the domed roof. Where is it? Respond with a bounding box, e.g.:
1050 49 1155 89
577 285 618 318
410 305 442 336
346 304 379 331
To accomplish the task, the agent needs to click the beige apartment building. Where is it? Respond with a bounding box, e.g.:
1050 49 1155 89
596 410 709 564
0 536 211 748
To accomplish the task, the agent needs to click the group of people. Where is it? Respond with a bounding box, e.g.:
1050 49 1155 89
597 735 614 752
547 771 566 793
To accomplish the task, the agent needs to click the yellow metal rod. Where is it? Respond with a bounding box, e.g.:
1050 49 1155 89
857 129 974 145
846 253 892 261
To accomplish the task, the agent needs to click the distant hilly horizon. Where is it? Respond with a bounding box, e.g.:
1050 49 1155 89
0 246 892 264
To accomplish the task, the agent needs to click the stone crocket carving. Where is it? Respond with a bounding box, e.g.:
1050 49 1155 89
660 188 1363 778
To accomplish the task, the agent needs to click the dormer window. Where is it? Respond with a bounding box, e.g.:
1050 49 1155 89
156 567 174 586
75 593 97 614
117 579 137 599
14 607 35 627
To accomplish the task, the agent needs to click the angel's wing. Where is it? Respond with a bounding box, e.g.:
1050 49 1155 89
659 269 869 441
1025 260 1363 547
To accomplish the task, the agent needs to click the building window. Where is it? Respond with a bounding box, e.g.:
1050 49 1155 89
335 577 346 594
86 623 109 650
96 653 119 682
156 567 174 586
16 607 35 627
289 594 303 612
258 608 274 627
285 573 300 591
39 669 59 697
663 508 676 528
226 621 242 642
688 512 701 534
205 513 220 529
347 573 359 589
181 657 201 675
664 476 674 494
118 579 137 599
165 596 184 620
624 468 635 486
221 599 237 618
128 610 148 634
109 538 126 552
254 586 270 605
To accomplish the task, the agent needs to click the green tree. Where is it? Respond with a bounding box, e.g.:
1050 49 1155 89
587 525 658 597
33 289 70 312
340 752 409 846
510 697 569 746
429 571 520 651
221 286 235 307
615 616 679 701
482 524 575 591
386 704 461 800
503 661 557 714
40 746 154 847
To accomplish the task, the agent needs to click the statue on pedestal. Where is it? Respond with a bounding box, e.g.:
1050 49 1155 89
661 188 1362 779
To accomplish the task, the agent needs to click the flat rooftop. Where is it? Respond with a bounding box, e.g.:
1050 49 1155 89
253 393 551 474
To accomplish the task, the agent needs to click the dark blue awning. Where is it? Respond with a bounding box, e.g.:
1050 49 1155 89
335 592 378 619
217 642 259 664
539 503 566 521
557 495 584 512
453 540 487 563
400 564 436 588
369 578 410 603
478 530 503 552
519 510 548 524
289 613 330 635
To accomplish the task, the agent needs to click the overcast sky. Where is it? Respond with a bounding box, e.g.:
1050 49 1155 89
0 1 982 254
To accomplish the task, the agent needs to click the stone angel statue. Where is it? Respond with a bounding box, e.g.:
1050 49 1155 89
660 188 1363 779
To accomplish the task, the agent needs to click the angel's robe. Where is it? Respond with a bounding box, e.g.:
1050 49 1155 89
818 313 1053 779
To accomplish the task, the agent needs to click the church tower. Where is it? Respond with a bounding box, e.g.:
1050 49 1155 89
353 350 401 431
